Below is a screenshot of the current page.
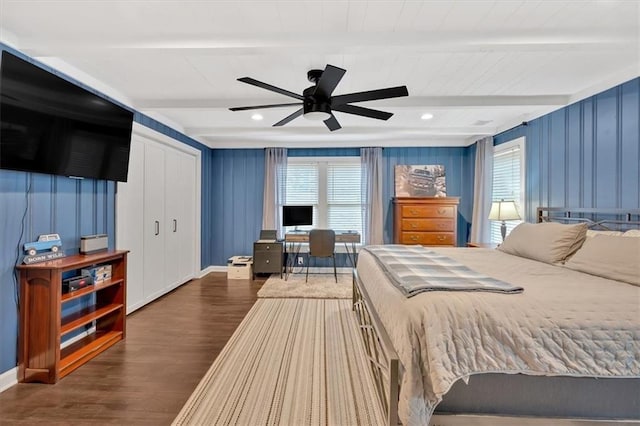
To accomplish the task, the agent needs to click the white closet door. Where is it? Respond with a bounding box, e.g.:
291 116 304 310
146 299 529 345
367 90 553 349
164 147 182 289
116 137 145 314
143 142 167 302
178 152 197 283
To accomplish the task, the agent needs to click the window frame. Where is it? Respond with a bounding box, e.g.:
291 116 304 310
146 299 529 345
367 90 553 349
491 136 526 244
285 156 363 245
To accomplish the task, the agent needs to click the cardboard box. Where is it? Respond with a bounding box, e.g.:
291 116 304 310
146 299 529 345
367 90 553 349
227 256 253 280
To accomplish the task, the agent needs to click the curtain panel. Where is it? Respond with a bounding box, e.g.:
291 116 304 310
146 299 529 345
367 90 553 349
262 147 287 239
470 137 493 243
361 147 384 245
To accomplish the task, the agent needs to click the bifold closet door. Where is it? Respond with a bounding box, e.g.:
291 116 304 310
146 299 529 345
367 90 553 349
177 153 197 283
143 142 167 302
164 148 182 289
117 137 145 313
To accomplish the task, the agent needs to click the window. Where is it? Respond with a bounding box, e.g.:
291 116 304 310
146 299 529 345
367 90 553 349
491 137 525 244
284 157 363 237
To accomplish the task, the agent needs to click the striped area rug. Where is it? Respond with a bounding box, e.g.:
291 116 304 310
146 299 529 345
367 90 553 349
173 299 385 426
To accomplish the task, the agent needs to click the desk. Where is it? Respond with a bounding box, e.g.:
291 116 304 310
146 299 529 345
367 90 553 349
284 231 360 279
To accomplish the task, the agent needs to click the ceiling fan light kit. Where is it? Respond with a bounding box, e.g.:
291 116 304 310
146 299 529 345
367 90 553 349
230 64 409 131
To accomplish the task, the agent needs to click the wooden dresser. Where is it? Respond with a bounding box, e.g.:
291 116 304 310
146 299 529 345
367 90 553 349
393 197 459 246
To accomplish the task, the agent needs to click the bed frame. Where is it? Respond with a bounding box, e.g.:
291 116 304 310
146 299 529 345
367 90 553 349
352 207 640 426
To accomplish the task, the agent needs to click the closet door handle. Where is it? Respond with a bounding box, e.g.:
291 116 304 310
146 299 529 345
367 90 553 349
155 221 160 236
173 219 177 232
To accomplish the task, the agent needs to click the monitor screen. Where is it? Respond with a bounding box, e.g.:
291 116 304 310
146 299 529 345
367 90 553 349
0 51 134 182
282 205 313 227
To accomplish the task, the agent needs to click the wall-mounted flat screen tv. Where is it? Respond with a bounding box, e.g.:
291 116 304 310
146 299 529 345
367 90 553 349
282 205 313 227
0 50 134 182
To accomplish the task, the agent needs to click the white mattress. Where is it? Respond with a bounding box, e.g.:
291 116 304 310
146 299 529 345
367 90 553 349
356 247 640 426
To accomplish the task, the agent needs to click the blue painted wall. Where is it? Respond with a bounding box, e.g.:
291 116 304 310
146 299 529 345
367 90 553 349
209 146 475 266
0 44 212 376
495 78 640 220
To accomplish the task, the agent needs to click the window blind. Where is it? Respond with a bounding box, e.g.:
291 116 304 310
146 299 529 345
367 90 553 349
284 162 318 230
327 163 362 233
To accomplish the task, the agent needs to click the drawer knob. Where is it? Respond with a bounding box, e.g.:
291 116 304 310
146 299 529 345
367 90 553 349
410 236 418 241
265 259 270 264
437 236 446 241
265 246 270 250
410 209 418 215
438 223 446 229
411 223 417 228
437 208 446 215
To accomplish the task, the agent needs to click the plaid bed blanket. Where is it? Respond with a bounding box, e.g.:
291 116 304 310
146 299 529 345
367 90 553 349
362 245 524 297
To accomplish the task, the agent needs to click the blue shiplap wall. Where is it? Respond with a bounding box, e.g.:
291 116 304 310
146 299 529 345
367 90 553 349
209 146 475 266
382 147 474 246
495 78 640 220
0 44 212 377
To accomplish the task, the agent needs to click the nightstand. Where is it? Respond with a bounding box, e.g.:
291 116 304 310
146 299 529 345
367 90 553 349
253 241 283 279
467 242 499 249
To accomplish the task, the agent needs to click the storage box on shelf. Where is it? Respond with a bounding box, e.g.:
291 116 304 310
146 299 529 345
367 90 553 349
16 250 128 384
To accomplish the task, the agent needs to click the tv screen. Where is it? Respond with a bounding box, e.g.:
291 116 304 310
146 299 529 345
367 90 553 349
0 51 134 182
282 205 313 227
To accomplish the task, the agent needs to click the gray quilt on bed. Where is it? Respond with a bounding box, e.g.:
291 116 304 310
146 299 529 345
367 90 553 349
362 245 523 296
356 246 640 426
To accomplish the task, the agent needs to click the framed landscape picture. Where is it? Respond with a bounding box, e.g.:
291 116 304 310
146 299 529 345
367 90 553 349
394 165 446 197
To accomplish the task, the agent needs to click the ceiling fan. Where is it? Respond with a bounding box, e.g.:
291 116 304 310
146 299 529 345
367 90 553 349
229 64 409 131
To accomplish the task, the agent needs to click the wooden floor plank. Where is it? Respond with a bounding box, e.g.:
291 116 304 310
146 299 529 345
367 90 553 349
0 272 265 425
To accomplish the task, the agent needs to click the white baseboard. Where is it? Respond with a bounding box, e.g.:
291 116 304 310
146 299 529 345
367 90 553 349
199 266 226 277
0 367 18 393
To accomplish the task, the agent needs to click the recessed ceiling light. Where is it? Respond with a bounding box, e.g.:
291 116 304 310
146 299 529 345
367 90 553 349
421 113 434 120
251 113 263 121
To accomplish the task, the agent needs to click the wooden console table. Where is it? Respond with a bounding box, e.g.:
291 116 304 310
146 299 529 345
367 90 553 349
17 250 128 384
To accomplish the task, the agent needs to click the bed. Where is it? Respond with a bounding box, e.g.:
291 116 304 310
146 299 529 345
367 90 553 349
352 208 640 425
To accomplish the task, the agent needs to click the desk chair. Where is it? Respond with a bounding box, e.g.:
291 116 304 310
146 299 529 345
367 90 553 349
306 229 337 283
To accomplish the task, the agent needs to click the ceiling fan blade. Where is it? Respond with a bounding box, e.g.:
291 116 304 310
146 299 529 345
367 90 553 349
313 65 346 99
332 104 393 120
273 108 304 127
323 114 341 131
331 85 408 106
229 102 302 112
237 77 304 100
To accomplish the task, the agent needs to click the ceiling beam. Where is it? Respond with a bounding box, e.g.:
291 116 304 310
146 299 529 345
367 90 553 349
137 95 570 110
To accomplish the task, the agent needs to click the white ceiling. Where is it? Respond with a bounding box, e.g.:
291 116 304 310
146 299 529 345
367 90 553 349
1 0 638 148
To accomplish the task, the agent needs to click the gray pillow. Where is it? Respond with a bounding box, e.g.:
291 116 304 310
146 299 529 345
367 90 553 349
498 222 588 264
564 235 640 286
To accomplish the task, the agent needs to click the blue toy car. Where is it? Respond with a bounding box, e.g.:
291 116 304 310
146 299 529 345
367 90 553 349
24 234 62 256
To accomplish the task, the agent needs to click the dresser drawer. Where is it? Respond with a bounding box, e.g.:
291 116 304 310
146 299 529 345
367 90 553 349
400 232 454 245
402 218 454 232
254 252 281 267
401 205 455 218
254 243 280 252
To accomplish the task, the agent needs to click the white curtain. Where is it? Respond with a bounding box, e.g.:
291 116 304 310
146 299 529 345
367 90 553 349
470 137 493 243
262 147 287 239
361 147 384 245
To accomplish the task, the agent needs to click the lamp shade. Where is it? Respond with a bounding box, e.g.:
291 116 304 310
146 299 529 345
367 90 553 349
488 200 521 221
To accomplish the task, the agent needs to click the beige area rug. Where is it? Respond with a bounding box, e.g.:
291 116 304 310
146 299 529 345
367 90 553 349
257 273 352 299
173 299 384 426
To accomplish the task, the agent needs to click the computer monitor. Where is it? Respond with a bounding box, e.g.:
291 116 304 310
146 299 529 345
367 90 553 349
282 205 313 227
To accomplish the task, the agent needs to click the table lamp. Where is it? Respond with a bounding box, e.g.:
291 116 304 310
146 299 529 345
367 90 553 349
488 200 521 241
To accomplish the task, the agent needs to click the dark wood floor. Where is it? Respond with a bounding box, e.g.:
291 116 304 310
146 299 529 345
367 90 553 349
0 272 266 425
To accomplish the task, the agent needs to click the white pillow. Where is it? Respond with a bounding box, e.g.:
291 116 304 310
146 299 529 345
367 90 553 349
564 235 640 286
623 229 640 237
498 222 588 264
586 230 623 238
